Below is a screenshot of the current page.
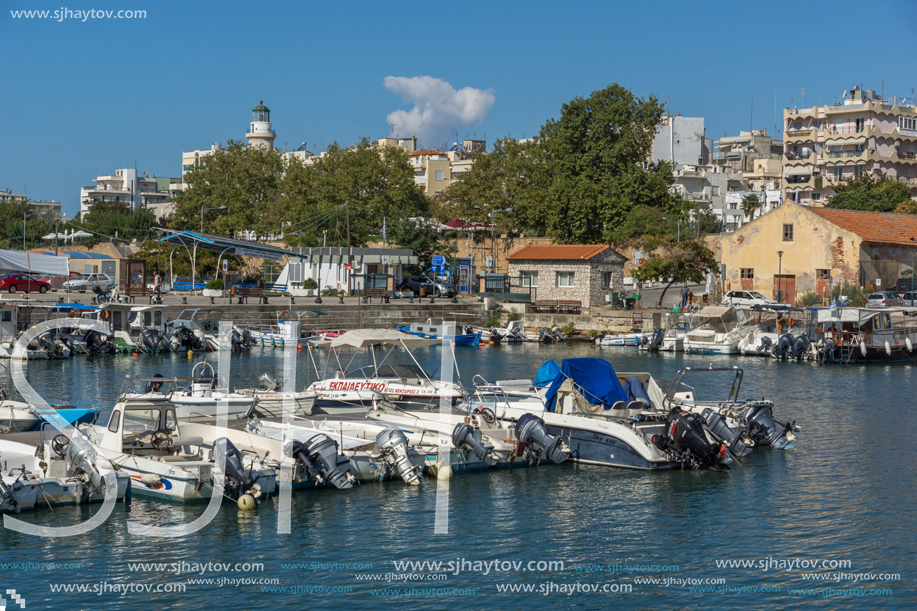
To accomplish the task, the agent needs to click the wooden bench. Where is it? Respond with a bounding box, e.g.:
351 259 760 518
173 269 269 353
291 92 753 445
533 300 558 313
232 285 265 304
362 288 388 304
557 300 582 314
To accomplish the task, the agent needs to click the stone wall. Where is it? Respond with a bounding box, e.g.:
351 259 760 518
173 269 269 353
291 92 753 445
508 251 624 307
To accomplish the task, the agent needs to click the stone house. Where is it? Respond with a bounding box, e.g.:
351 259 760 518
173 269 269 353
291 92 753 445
717 201 917 303
506 245 626 308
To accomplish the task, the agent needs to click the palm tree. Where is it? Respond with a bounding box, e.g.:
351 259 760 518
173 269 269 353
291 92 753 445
741 193 762 222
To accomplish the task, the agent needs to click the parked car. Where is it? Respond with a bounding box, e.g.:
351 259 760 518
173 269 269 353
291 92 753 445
866 292 902 308
398 276 455 297
723 290 777 307
0 272 51 294
63 272 113 293
893 278 917 293
902 291 917 307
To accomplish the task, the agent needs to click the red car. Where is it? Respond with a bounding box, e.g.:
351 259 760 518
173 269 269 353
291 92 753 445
0 272 51 294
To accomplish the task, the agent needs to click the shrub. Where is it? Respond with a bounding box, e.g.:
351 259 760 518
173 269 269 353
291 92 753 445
302 278 318 290
484 314 501 327
321 285 337 296
205 279 224 290
830 281 868 307
587 329 600 338
559 321 577 336
795 291 822 307
506 311 521 323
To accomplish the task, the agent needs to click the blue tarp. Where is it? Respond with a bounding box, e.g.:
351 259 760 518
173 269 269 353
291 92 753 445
48 303 98 312
624 376 651 406
543 358 629 412
534 360 561 387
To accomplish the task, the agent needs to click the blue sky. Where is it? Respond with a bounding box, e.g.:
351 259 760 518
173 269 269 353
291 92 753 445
2 0 916 216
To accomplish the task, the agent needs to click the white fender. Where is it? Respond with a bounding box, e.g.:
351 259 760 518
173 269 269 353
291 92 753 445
860 340 867 355
884 341 892 356
907 337 914 352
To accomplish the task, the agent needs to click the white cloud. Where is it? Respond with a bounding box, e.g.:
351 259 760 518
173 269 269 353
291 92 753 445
384 76 495 148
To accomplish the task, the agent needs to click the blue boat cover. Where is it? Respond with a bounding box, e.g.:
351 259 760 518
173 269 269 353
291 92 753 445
624 376 651 406
534 360 561 387
53 409 99 425
543 358 629 412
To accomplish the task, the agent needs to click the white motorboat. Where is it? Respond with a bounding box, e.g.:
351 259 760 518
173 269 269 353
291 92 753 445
79 394 275 503
466 360 733 471
683 305 749 355
167 308 253 351
645 313 697 352
0 465 39 513
595 332 644 347
0 436 129 508
249 309 330 348
304 329 465 412
121 364 255 421
737 306 813 357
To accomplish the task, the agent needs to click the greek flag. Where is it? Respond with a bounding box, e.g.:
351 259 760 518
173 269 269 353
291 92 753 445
381 219 387 238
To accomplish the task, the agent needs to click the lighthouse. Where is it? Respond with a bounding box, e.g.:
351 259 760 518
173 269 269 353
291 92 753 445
246 100 276 150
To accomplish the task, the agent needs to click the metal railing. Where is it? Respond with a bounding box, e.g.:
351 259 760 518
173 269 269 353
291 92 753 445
826 125 864 135
827 149 865 158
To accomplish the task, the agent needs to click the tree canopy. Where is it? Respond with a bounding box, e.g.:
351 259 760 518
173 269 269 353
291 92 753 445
632 240 717 306
825 174 912 212
439 83 688 244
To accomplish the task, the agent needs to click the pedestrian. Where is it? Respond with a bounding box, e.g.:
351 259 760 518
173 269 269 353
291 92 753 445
680 284 688 308
688 291 694 305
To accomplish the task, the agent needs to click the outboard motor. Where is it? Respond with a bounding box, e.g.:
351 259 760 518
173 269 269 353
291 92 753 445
699 409 752 457
737 402 797 449
774 333 794 359
757 335 773 354
259 373 278 391
514 414 569 465
230 329 244 351
374 428 422 485
463 325 474 336
647 328 665 351
145 373 165 394
66 435 104 498
240 329 253 348
283 435 352 489
820 338 837 363
652 409 730 471
551 326 566 341
452 423 498 466
538 328 555 344
212 437 260 498
140 328 158 352
791 335 810 360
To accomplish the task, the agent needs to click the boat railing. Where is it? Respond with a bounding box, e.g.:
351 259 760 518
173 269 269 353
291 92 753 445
663 366 744 410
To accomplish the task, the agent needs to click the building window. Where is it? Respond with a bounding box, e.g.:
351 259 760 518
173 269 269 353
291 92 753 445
833 167 843 182
557 271 574 288
601 272 614 289
782 223 794 241
812 192 821 201
740 268 754 279
711 186 720 196
816 269 831 280
520 271 538 288
435 170 443 181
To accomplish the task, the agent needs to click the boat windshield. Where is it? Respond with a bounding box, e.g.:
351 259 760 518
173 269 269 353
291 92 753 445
122 407 167 434
345 364 426 379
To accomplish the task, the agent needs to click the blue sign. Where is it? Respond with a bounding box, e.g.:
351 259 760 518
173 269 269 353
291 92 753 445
432 256 445 266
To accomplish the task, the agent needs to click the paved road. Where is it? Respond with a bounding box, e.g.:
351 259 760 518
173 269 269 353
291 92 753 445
629 282 707 309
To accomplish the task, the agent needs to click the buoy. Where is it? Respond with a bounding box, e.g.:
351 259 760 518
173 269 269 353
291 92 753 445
860 340 867 355
907 337 914 352
884 341 891 356
187 350 193 358
297 344 303 351
131 353 138 357
237 494 255 510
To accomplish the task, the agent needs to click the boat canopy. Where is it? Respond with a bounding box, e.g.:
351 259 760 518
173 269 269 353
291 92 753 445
0 249 70 276
534 360 560 387
326 329 440 349
543 358 629 412
816 307 886 324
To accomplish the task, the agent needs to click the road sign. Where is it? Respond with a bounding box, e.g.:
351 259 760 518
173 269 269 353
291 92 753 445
432 256 445 266
637 259 644 265
632 250 643 265
222 261 228 271
876 278 881 287
345 263 352 270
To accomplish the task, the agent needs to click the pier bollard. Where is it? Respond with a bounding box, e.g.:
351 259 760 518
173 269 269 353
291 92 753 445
339 293 345 304
182 296 188 305
315 295 322 304
430 294 435 304
409 294 414 304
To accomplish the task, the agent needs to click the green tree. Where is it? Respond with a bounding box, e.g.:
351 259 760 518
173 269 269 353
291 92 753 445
386 217 443 272
171 140 284 237
825 174 911 212
633 240 717 307
280 138 429 246
533 83 682 243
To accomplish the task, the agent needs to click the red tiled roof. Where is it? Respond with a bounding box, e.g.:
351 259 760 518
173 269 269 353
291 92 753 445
410 149 443 156
507 244 619 261
807 208 917 246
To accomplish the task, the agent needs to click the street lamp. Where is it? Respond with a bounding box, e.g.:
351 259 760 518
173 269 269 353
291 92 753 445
23 212 40 295
661 217 681 242
777 250 784 304
194 206 226 291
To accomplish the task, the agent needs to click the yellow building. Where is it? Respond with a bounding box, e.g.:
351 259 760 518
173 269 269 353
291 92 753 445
409 150 453 197
717 201 917 303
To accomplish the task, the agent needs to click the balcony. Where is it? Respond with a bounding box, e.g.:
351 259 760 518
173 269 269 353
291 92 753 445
826 125 864 135
786 128 816 139
898 150 917 160
826 149 865 159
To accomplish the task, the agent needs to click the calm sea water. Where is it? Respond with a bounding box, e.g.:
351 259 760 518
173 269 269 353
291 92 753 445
3 343 915 610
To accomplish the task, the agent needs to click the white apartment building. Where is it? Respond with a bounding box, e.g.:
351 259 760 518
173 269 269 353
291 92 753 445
79 168 173 217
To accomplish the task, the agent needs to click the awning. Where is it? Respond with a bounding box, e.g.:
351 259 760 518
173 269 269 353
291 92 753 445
785 166 813 176
0 249 70 276
158 229 294 261
825 137 865 147
327 329 440 349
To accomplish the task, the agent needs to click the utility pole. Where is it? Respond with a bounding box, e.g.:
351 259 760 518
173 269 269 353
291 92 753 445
345 201 352 296
54 216 60 256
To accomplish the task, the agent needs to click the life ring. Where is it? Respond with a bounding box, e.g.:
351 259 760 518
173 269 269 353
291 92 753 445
69 309 76 318
100 310 109 321
755 315 760 323
788 317 795 326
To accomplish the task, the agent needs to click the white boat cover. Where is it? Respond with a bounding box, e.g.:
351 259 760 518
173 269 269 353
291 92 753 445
816 308 885 324
0 249 69 277
327 329 441 349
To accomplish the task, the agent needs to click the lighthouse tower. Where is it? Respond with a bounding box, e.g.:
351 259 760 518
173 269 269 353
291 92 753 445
246 100 276 150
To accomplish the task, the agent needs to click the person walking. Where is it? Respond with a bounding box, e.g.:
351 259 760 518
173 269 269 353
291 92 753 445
680 284 689 308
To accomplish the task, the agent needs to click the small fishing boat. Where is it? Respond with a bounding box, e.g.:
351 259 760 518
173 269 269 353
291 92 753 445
811 306 917 363
683 305 750 355
121 364 255 421
737 306 814 357
595 331 644 347
249 309 330 348
397 319 482 345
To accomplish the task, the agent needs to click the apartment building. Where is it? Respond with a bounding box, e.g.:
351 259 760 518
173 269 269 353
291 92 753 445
650 115 710 169
783 85 917 206
712 129 783 174
79 168 174 216
404 139 487 197
672 164 748 231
